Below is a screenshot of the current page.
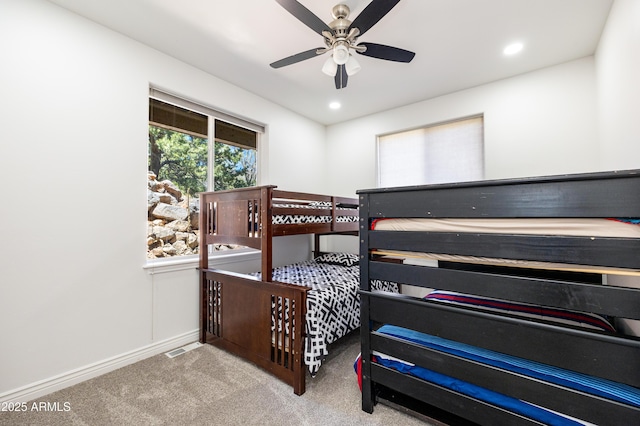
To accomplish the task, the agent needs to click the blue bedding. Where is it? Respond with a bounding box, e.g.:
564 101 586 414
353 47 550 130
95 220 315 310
359 325 640 426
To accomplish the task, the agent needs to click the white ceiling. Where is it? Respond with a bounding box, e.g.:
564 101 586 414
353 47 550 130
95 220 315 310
47 0 613 125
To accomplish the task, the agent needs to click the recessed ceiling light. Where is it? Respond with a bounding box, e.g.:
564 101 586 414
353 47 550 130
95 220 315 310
503 42 523 56
329 101 341 110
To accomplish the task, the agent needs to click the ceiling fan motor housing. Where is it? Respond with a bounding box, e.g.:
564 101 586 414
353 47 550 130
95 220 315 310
332 4 350 18
331 4 352 31
327 4 363 58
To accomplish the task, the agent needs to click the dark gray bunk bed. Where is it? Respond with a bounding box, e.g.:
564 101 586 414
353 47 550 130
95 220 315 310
358 169 640 425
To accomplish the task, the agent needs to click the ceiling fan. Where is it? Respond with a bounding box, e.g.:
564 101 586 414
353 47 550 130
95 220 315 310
270 0 416 89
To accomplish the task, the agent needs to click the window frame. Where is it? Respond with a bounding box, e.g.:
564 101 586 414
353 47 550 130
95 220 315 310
145 88 265 274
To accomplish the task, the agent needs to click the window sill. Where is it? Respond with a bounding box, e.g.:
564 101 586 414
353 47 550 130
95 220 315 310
143 248 261 275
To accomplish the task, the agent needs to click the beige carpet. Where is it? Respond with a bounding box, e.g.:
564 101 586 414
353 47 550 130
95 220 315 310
0 331 430 426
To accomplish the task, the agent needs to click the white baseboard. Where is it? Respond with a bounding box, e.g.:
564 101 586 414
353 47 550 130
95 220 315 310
0 329 200 404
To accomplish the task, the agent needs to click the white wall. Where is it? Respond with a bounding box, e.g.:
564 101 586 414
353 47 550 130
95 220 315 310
595 0 640 169
0 0 326 401
325 57 600 195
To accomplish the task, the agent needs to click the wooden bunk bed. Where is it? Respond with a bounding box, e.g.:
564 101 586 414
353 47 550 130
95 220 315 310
357 170 640 425
198 185 361 395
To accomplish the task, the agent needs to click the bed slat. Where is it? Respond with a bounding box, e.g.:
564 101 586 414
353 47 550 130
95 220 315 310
370 260 640 319
369 231 640 270
364 171 640 219
371 364 543 426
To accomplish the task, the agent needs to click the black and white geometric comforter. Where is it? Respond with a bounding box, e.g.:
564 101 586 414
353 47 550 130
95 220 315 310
252 256 398 375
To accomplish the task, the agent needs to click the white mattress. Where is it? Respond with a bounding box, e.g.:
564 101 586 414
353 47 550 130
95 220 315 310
372 218 640 238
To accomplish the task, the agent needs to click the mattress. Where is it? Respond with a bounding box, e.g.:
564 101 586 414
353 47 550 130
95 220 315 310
253 254 398 375
357 324 640 426
372 218 640 237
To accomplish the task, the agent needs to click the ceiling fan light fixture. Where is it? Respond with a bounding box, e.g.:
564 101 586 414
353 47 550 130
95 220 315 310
322 56 338 76
345 55 361 76
333 43 350 65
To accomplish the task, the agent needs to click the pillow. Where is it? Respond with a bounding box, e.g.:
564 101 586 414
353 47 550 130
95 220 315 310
314 252 359 267
424 290 615 333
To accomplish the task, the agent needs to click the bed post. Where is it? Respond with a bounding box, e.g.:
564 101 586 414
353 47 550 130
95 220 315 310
199 193 209 344
313 234 321 258
358 192 375 413
292 287 307 395
261 186 273 282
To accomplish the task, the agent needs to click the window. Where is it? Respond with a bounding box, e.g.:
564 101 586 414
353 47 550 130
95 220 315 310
147 90 262 260
377 116 484 187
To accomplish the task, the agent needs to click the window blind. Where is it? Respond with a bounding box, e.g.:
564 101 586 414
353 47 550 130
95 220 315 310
378 115 484 187
149 87 265 134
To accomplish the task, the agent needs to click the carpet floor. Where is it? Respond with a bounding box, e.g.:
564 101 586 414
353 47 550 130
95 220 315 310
0 331 431 425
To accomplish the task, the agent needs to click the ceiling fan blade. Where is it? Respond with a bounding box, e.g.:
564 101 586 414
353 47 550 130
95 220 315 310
357 42 415 62
270 48 323 68
335 65 348 89
350 0 401 36
275 0 332 36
